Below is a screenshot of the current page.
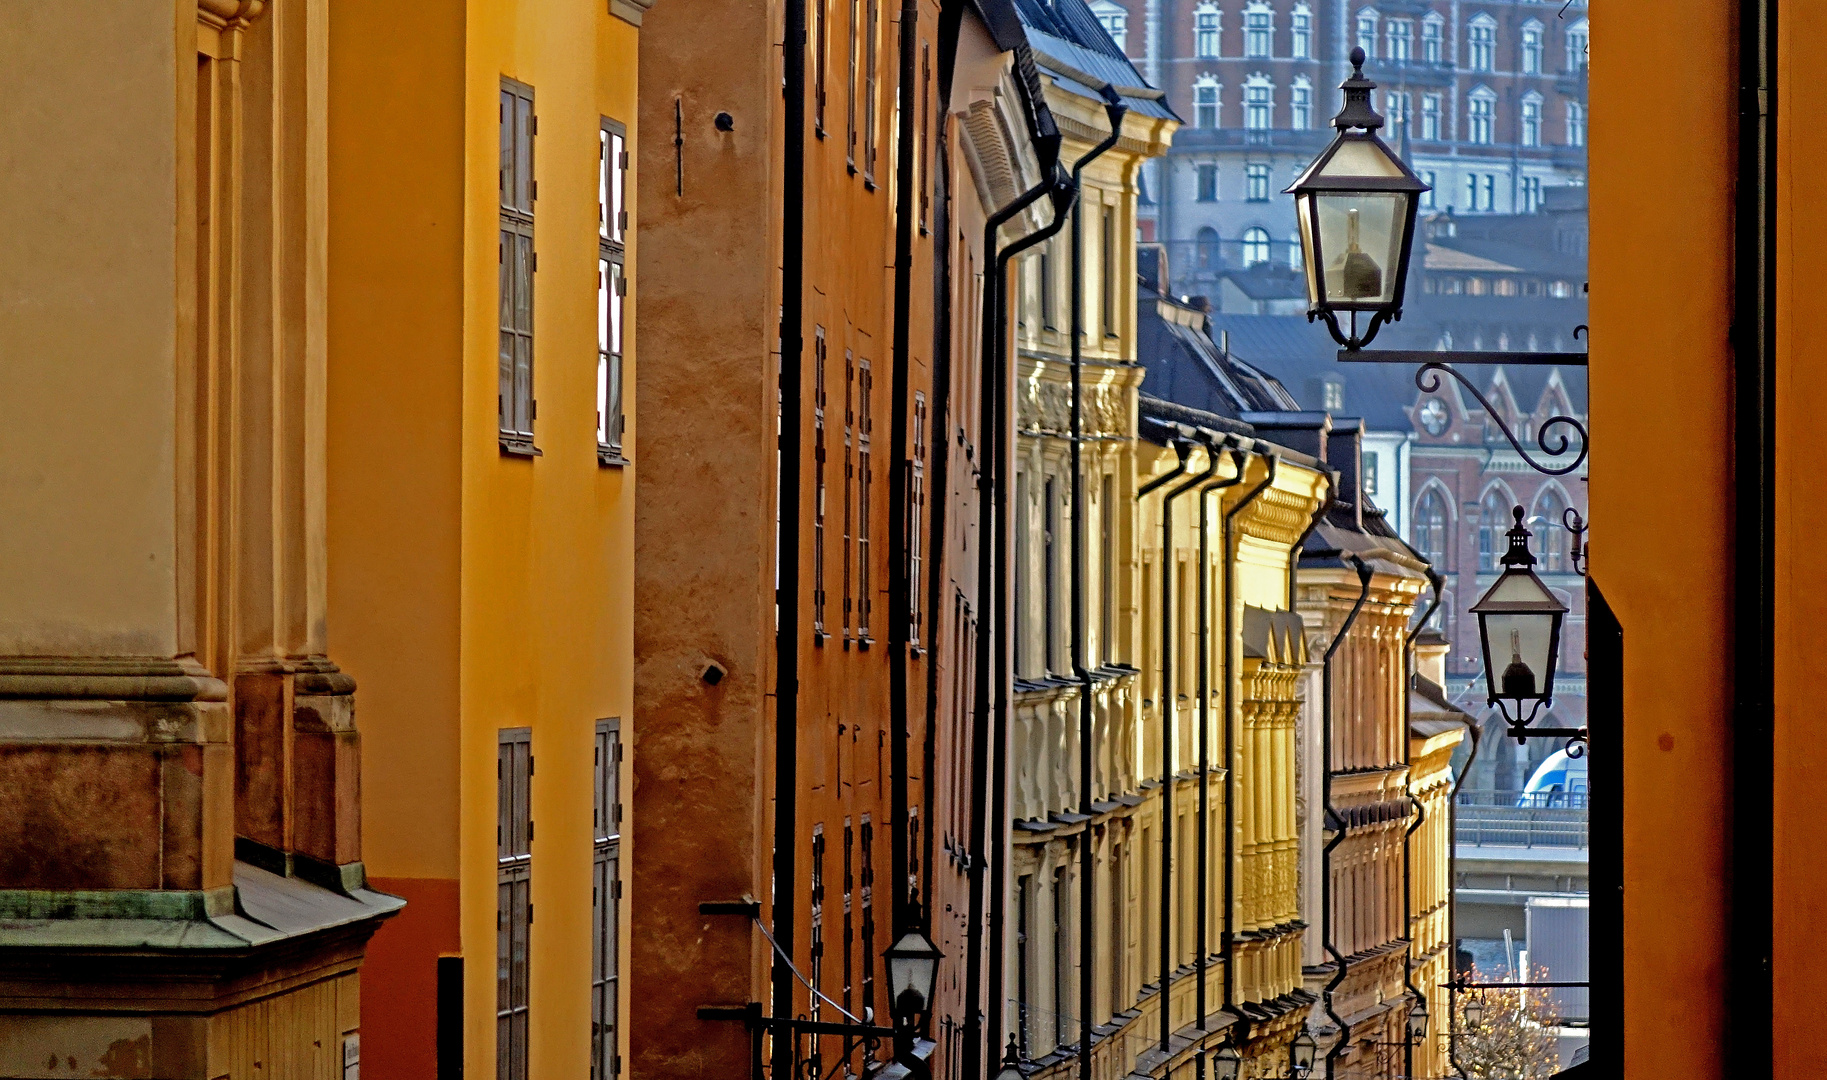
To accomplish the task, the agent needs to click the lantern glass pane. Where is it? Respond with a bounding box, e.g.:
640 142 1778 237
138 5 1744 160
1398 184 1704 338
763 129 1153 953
1296 194 1321 306
1315 192 1406 305
1316 138 1406 178
1486 569 1559 607
1483 610 1556 701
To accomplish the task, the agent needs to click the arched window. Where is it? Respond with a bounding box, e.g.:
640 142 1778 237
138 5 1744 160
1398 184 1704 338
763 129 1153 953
1467 14 1496 72
1195 3 1222 58
1478 488 1514 572
1242 227 1271 268
1290 76 1313 129
1192 78 1221 128
1521 19 1545 73
1196 226 1221 270
1243 76 1274 130
1414 488 1449 568
1467 86 1496 145
1566 101 1587 147
1244 2 1274 58
1288 231 1303 271
1533 488 1570 573
1521 92 1544 147
1091 0 1129 53
1291 4 1313 58
1355 8 1379 58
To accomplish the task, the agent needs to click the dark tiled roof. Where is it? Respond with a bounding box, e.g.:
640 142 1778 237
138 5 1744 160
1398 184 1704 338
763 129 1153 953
1012 0 1178 120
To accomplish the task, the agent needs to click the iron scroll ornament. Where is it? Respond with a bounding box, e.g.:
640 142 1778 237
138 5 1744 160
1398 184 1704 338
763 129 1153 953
1415 363 1589 477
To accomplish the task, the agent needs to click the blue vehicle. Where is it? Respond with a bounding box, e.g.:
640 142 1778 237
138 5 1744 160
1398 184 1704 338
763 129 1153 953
1520 749 1589 807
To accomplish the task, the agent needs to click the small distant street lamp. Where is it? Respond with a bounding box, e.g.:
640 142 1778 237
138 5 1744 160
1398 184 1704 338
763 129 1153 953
1212 1031 1316 1080
883 902 943 1077
1407 997 1430 1042
1287 46 1431 351
1470 507 1569 736
1290 1030 1318 1076
1463 993 1487 1028
1214 1044 1242 1080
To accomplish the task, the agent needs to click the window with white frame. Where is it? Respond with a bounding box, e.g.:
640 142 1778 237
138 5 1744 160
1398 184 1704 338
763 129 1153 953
1566 101 1586 146
1244 77 1273 130
590 721 623 1080
1520 175 1543 213
497 728 533 1080
597 119 628 461
1244 2 1273 57
1355 9 1378 57
1463 172 1496 212
1421 14 1443 63
1467 87 1495 144
1420 169 1437 209
1242 227 1271 267
1467 15 1496 72
1092 0 1129 53
1386 18 1412 62
1291 77 1313 129
1565 18 1589 73
1246 163 1270 202
1521 93 1543 147
1521 20 1545 73
1290 4 1312 57
1194 4 1221 58
1193 78 1220 128
1288 231 1303 270
1196 164 1218 202
1421 93 1441 139
1385 90 1410 137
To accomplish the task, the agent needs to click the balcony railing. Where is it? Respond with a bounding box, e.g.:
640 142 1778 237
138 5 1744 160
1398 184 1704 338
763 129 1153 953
1455 789 1588 848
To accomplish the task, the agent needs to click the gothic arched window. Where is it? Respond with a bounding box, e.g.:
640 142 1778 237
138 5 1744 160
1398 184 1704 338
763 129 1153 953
1534 488 1569 573
1414 488 1449 569
1478 488 1513 572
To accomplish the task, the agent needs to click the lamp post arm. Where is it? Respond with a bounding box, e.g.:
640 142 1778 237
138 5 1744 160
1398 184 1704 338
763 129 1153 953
1415 363 1588 477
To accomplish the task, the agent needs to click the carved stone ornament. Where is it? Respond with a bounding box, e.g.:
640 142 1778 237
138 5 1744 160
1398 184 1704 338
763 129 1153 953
198 0 265 28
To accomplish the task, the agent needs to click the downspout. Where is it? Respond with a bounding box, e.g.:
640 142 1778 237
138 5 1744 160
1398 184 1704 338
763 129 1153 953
1401 568 1444 1080
963 169 1057 1080
991 172 1078 1064
888 0 919 948
1321 556 1374 1080
1071 88 1127 1080
1149 437 1223 1055
1193 444 1246 1034
1219 450 1277 1018
772 3 808 1078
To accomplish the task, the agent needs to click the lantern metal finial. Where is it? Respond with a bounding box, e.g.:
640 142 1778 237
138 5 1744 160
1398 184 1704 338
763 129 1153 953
1333 47 1385 132
1501 505 1538 569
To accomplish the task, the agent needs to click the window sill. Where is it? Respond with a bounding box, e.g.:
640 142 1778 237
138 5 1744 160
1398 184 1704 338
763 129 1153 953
814 632 830 647
598 448 631 468
500 437 542 459
855 636 874 651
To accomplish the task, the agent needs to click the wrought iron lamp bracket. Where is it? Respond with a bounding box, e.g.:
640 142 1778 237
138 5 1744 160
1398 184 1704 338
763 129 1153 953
1415 363 1588 476
1313 307 1395 351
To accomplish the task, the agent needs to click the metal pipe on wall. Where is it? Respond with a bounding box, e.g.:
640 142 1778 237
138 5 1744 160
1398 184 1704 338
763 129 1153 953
1401 568 1443 1080
1217 451 1277 1017
1321 556 1373 1080
1193 444 1246 1031
1070 89 1127 1080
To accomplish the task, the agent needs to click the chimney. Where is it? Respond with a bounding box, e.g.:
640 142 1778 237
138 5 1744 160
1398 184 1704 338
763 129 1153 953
1325 418 1365 530
1138 243 1168 295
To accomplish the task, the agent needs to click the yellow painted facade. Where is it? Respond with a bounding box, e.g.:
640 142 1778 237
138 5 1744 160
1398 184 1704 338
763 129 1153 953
328 0 643 1075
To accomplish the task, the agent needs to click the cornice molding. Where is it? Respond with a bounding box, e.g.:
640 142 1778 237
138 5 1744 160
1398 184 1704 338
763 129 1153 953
610 0 656 26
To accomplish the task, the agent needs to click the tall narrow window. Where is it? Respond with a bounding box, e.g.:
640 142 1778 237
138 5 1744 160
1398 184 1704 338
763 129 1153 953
591 721 622 1080
860 815 877 1021
1566 102 1587 147
1467 88 1495 144
1052 864 1071 1047
1196 164 1219 202
810 824 827 1022
1194 4 1220 58
1244 78 1273 131
598 119 628 462
1521 94 1543 147
1100 474 1115 665
1243 2 1272 58
815 0 830 135
1355 9 1379 59
843 820 855 1015
1521 21 1544 73
1242 227 1272 267
814 328 829 637
1478 490 1511 571
1039 247 1056 329
857 359 874 641
1467 16 1496 72
1101 204 1117 335
1422 15 1443 64
499 79 537 454
1291 78 1313 130
497 728 533 1080
1534 489 1570 573
847 0 860 170
911 391 927 648
1246 163 1270 202
844 350 856 638
1109 842 1125 1012
1193 80 1220 128
1015 473 1030 673
1386 18 1412 62
1016 874 1034 1054
1043 477 1058 673
919 41 932 232
863 0 880 184
1422 93 1442 139
1290 4 1312 58
1565 19 1589 73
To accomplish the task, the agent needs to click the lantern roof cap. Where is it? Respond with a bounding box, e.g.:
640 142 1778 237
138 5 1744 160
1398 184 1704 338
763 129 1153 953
1333 47 1384 131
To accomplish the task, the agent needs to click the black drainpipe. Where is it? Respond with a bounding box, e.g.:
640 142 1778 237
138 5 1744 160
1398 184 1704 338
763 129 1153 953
1321 555 1373 1080
963 170 1057 1080
887 0 920 947
1071 88 1127 1080
772 1 808 1077
989 170 1078 1065
1401 568 1443 1080
1217 450 1277 1023
1150 435 1222 1055
1194 443 1246 1034
1731 0 1775 1072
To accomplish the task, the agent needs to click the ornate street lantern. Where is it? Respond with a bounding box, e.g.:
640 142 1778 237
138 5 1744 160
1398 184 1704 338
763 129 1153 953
1286 46 1431 350
1213 1045 1242 1080
1407 997 1430 1041
1291 1031 1317 1077
993 1036 1025 1080
882 915 943 1022
1463 993 1487 1028
1470 507 1568 732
